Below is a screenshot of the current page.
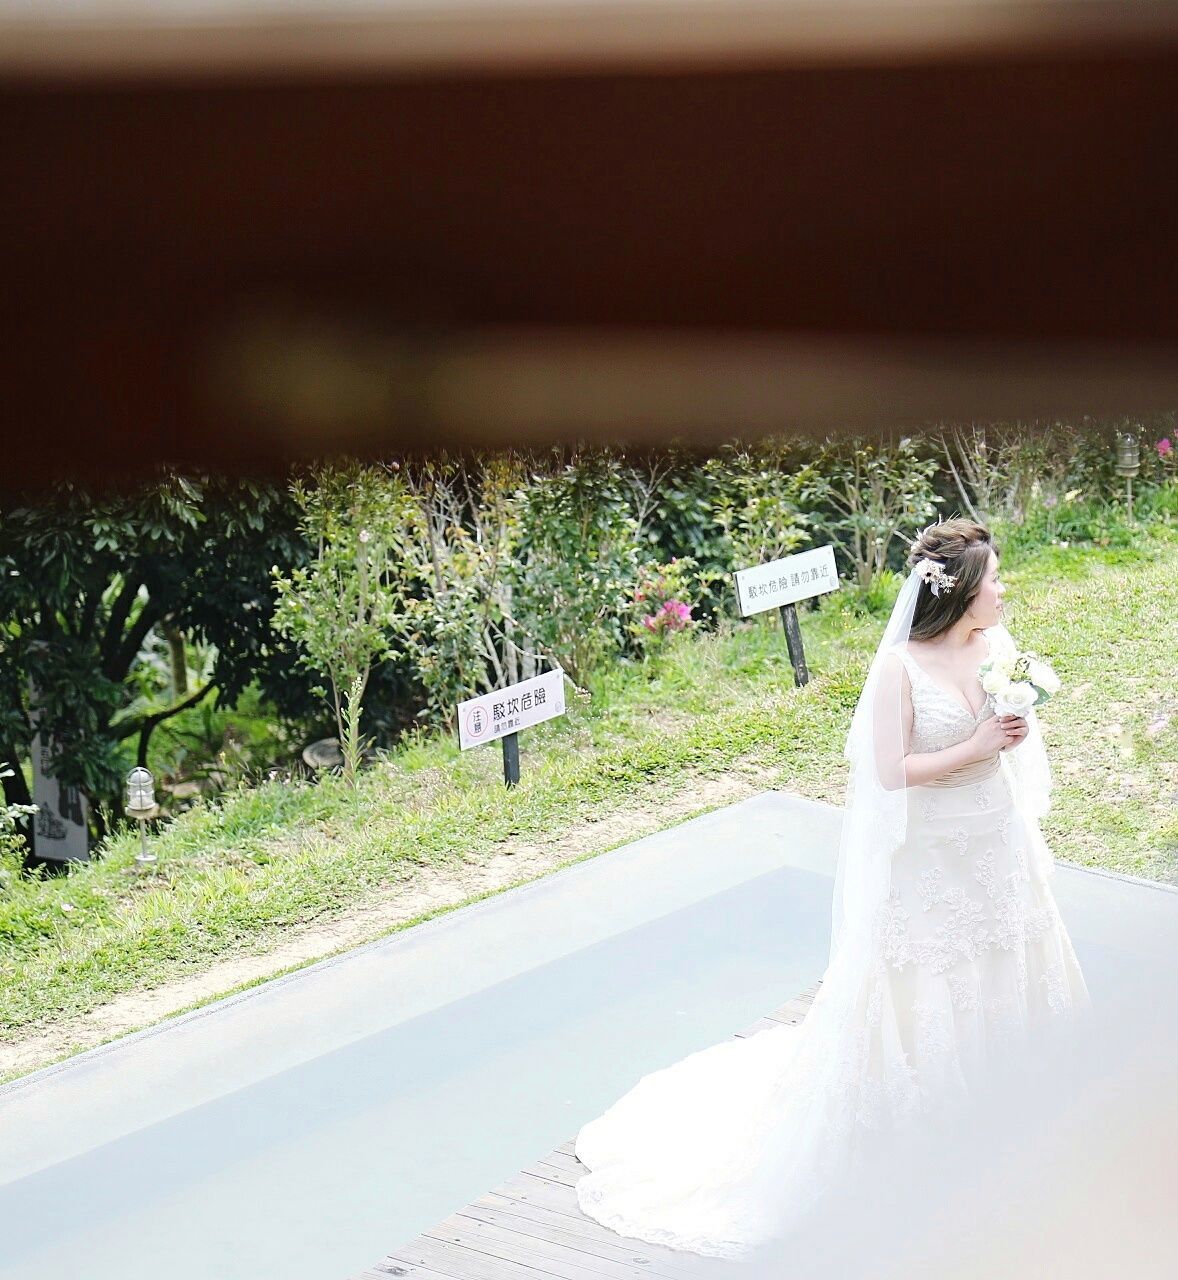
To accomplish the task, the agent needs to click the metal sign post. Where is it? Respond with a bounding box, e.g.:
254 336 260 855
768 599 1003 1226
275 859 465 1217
734 545 840 688
501 731 521 787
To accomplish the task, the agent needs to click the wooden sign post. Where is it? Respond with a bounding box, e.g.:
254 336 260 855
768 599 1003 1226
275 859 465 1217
733 545 840 687
457 668 566 787
777 600 809 686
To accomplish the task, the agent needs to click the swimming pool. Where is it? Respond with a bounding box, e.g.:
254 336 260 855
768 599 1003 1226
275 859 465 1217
0 791 1173 1280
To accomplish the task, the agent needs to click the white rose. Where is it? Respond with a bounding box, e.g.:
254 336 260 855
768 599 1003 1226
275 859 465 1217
1028 659 1060 695
992 651 1018 679
980 669 1008 696
995 682 1038 716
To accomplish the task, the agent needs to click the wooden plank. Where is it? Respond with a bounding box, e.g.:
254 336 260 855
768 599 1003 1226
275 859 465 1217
391 1236 557 1280
429 1213 677 1279
418 1221 640 1280
469 1195 711 1277
520 1160 582 1189
770 999 813 1017
734 1017 781 1037
768 1003 813 1022
537 1149 589 1175
461 1198 663 1261
489 1175 585 1221
357 1264 458 1280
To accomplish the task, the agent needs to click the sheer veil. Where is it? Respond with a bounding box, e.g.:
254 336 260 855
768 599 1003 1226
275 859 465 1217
827 570 919 966
828 573 1055 968
986 620 1055 881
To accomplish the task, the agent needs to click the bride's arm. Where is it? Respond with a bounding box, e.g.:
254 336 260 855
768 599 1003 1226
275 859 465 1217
874 653 1007 790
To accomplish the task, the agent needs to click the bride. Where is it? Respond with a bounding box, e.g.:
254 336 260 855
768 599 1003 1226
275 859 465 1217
573 518 1091 1259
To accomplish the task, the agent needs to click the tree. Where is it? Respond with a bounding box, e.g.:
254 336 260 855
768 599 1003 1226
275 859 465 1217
270 461 418 785
397 448 644 718
0 471 314 854
508 448 643 687
397 452 529 729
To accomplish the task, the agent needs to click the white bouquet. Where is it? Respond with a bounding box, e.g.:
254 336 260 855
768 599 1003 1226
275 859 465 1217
978 648 1060 717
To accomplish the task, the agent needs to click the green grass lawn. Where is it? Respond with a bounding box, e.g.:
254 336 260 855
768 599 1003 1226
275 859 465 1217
1 529 1174 1063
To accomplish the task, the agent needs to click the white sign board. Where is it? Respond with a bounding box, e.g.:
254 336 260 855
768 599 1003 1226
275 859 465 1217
29 707 90 862
458 668 565 751
734 544 839 617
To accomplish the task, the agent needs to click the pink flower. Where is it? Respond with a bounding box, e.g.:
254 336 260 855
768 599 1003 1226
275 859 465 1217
658 599 693 629
1157 437 1173 458
641 598 694 636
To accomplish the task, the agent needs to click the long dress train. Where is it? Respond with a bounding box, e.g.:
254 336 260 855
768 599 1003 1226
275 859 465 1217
573 641 1090 1259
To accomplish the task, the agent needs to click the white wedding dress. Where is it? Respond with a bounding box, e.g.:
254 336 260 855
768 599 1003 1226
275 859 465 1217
573 637 1091 1259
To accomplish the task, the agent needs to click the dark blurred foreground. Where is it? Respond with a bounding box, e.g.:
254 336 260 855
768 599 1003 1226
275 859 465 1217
3 1 1178 491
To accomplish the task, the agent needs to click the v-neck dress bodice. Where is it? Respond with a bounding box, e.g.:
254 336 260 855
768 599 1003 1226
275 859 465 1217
893 643 1001 787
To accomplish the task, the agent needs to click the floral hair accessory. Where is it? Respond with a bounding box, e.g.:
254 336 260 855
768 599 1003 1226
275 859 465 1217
912 557 958 597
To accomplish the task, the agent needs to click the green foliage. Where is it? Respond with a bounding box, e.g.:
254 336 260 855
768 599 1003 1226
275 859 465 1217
986 422 1178 561
508 448 643 686
396 453 530 727
616 439 817 621
828 567 905 620
619 450 734 619
938 416 1178 528
0 473 313 829
628 556 701 656
144 681 304 805
271 461 418 759
798 436 941 588
340 673 372 789
0 763 36 890
2 418 1174 865
703 437 812 564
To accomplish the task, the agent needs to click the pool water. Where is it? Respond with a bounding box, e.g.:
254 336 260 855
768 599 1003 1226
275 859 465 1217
0 792 1172 1280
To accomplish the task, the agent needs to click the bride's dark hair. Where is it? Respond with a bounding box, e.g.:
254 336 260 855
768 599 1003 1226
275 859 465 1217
907 518 998 641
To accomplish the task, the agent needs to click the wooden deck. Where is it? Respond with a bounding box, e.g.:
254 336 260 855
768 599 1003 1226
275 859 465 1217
350 982 820 1280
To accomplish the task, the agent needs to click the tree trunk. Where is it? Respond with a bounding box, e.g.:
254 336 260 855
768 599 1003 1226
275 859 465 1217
165 627 188 697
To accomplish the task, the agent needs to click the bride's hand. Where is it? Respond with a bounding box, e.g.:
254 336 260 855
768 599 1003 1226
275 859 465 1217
997 714 1029 750
967 715 1020 759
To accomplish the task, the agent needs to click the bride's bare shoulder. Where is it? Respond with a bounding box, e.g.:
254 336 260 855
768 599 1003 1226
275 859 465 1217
877 648 913 692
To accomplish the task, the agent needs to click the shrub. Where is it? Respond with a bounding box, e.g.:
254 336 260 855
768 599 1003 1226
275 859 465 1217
798 436 941 588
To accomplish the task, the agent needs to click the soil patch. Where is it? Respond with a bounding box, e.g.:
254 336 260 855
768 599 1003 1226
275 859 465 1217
0 765 778 1083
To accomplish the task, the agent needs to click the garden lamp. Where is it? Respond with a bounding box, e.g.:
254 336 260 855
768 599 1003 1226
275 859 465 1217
125 766 158 864
1114 428 1141 522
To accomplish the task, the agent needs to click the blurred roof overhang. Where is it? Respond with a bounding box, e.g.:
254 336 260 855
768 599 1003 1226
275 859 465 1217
2 1 1178 486
4 1 1178 77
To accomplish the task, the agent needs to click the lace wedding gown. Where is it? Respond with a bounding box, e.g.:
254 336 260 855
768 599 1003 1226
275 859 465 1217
573 641 1091 1259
